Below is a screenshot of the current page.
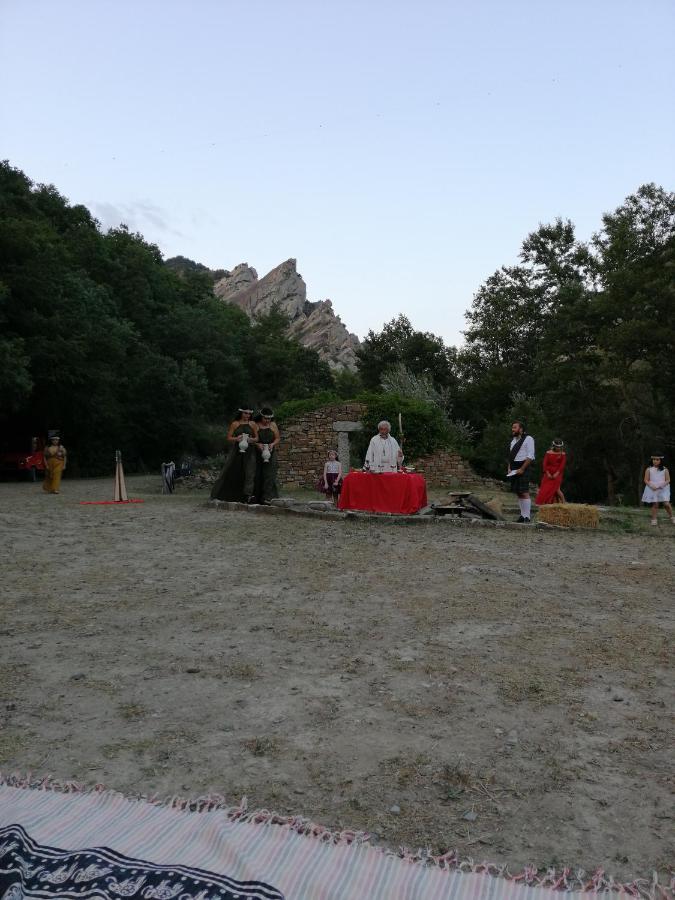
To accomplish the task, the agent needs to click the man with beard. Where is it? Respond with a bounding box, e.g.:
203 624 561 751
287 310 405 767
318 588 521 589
508 420 535 523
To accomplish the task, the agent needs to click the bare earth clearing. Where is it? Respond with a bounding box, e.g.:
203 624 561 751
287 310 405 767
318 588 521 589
0 476 672 883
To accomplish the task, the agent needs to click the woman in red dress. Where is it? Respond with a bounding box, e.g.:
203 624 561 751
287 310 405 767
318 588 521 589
536 439 566 505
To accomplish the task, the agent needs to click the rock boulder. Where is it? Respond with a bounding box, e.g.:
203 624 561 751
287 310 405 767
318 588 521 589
213 259 359 371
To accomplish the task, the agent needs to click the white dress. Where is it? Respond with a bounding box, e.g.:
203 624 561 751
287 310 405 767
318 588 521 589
641 467 671 503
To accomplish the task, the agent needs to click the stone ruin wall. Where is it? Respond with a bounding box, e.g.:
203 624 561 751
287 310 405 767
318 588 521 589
277 403 492 489
409 447 483 486
276 403 366 489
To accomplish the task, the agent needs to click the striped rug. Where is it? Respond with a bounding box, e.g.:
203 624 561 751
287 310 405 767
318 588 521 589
0 778 669 900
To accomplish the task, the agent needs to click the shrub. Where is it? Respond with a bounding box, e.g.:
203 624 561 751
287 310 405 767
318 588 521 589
275 392 339 425
354 392 451 462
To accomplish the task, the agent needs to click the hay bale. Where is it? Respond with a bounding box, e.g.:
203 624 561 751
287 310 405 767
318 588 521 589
536 503 599 528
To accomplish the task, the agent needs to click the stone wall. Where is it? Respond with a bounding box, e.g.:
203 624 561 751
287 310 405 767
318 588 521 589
277 403 366 488
277 403 493 489
407 448 494 488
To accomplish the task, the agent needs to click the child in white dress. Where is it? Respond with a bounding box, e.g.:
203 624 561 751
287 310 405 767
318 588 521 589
641 453 673 526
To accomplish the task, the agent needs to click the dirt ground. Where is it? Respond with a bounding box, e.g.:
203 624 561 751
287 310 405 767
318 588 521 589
0 476 672 882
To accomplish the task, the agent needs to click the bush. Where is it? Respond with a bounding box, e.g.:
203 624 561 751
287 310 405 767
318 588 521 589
275 392 340 425
332 368 363 399
193 423 227 458
354 392 452 462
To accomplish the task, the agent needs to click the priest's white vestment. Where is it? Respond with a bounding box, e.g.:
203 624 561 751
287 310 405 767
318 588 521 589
365 434 403 473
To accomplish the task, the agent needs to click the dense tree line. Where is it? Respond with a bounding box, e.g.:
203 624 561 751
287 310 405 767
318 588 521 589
356 185 675 502
0 162 333 473
3 161 671 501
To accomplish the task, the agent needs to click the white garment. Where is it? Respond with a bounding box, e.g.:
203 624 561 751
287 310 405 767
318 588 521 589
325 460 340 474
642 467 671 503
365 434 403 473
510 434 535 462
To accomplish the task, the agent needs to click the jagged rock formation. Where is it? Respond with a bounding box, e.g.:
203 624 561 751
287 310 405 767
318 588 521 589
213 263 261 304
213 259 359 371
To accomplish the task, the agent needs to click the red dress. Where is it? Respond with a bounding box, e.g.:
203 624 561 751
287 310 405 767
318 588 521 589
536 451 566 504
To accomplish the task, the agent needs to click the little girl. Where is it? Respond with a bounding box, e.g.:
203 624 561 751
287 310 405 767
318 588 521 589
641 453 673 526
318 449 342 500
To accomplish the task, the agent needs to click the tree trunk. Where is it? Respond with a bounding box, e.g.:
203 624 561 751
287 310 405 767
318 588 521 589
603 457 618 505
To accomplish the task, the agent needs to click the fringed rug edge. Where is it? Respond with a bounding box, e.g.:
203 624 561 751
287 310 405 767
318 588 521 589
0 772 671 899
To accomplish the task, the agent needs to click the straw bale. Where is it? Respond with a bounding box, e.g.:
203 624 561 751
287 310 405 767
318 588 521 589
537 503 599 528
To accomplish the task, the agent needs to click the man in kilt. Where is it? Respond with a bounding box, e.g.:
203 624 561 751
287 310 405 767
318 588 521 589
508 420 535 523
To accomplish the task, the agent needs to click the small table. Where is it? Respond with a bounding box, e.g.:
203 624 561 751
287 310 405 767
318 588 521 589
338 471 428 515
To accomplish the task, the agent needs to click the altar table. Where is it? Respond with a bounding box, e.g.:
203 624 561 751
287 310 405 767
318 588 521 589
338 471 428 515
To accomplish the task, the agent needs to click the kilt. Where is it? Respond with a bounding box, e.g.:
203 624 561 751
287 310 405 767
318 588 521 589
509 469 530 494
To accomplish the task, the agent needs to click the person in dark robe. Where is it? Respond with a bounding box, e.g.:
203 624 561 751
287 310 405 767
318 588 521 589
253 407 281 505
210 406 259 503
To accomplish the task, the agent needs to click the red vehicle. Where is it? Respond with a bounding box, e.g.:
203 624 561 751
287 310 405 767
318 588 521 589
0 437 46 481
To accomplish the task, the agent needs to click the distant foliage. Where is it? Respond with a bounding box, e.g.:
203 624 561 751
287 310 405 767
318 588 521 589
354 393 452 463
332 367 363 399
380 363 474 455
275 392 341 425
356 185 675 502
381 362 441 405
458 184 675 501
356 314 457 393
164 255 228 281
0 162 334 472
3 161 672 500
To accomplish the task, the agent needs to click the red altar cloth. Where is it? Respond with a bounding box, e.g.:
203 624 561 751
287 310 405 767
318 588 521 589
338 471 428 515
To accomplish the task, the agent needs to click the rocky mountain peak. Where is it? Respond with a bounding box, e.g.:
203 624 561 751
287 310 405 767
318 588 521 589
213 259 359 371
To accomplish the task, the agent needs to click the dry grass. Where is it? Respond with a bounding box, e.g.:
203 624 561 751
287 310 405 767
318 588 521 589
243 736 284 757
102 738 156 759
0 663 28 701
0 729 28 764
498 672 563 704
118 703 148 720
83 678 122 695
222 662 259 680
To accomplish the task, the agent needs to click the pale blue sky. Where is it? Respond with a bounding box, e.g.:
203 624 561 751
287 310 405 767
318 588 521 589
2 0 673 345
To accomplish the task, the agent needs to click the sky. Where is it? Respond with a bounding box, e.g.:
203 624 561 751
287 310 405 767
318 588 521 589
1 0 673 346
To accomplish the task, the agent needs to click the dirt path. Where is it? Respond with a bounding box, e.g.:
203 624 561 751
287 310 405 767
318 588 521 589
0 476 672 881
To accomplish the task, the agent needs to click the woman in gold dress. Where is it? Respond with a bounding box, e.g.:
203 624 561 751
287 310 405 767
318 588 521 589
43 434 67 494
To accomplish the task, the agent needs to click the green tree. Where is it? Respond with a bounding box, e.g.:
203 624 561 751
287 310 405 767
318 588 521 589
332 367 362 399
356 314 457 392
458 188 675 502
0 161 260 470
248 305 334 405
353 392 451 463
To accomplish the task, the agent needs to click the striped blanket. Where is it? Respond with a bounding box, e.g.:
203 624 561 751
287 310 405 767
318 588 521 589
0 779 669 900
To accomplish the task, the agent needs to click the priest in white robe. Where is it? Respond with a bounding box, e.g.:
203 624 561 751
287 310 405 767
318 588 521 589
364 421 404 472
